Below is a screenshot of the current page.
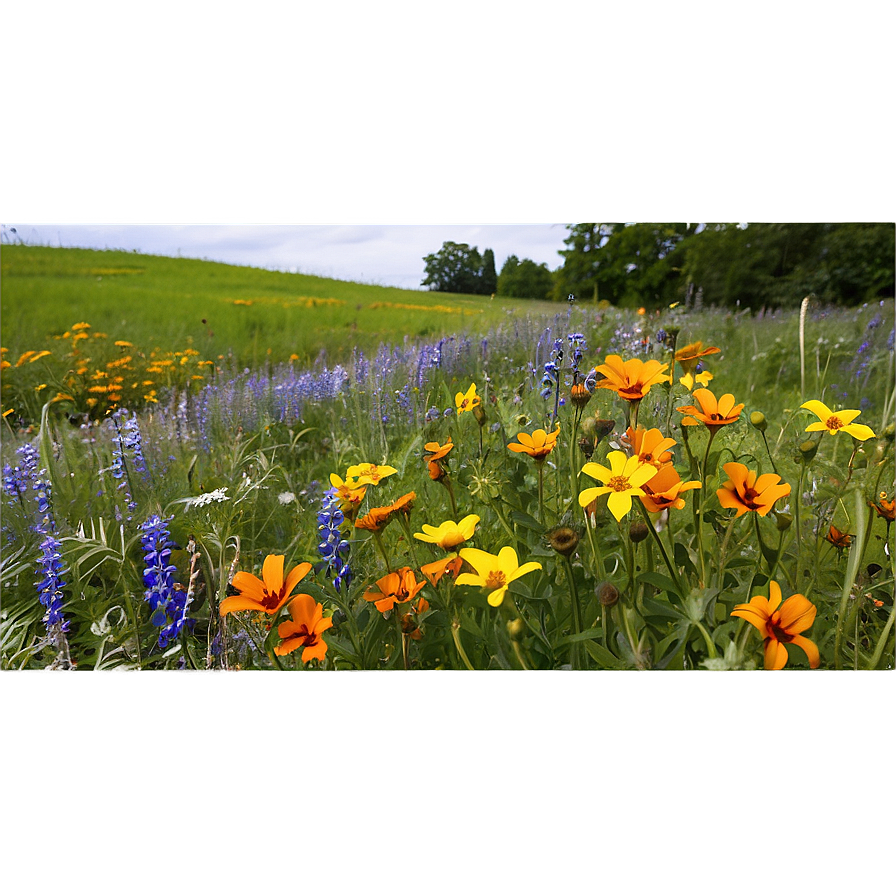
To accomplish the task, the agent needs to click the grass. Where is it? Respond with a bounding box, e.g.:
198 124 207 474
0 245 560 368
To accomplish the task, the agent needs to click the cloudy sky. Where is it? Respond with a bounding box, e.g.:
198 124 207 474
2 224 570 291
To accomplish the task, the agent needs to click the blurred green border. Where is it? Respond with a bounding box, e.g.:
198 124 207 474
0 0 894 894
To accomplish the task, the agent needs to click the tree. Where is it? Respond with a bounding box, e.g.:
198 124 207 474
481 248 497 295
498 255 554 300
421 241 495 295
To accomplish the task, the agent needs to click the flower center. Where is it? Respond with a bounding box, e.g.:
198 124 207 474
608 475 632 492
768 619 792 643
741 487 760 507
261 588 284 611
827 416 843 431
485 570 507 589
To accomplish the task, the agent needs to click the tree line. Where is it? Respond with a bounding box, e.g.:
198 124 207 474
421 223 894 308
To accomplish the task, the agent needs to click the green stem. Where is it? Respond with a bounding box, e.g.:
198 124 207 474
583 506 604 579
867 603 896 670
695 621 718 659
443 477 458 518
562 554 584 670
635 500 683 596
696 430 716 587
834 489 872 669
372 529 393 572
451 617 474 670
715 514 739 591
537 460 545 525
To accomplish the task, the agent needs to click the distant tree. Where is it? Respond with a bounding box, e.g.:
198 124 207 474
421 241 495 294
498 255 554 300
551 224 615 302
481 248 498 295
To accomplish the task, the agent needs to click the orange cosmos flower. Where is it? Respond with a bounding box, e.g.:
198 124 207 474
363 567 427 613
420 555 464 587
399 595 430 640
622 426 676 469
716 462 791 517
455 383 481 414
639 464 702 513
731 580 820 670
386 491 416 518
674 340 720 373
424 438 453 481
220 554 312 617
354 504 396 532
593 355 670 403
273 593 333 662
800 400 876 441
825 524 852 549
677 388 744 433
870 494 895 522
507 424 561 460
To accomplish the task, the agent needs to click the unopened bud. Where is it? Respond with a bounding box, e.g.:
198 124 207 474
507 618 526 642
578 436 595 459
593 418 616 442
799 440 818 463
883 423 895 442
629 521 649 543
774 512 793 531
547 524 581 557
750 411 767 433
473 404 486 427
570 383 592 408
597 582 619 607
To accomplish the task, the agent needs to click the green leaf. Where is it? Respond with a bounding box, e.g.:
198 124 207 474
640 594 685 620
555 626 604 647
582 640 627 669
510 510 543 532
637 571 682 599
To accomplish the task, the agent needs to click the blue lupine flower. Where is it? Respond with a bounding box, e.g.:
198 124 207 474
140 514 186 649
36 534 69 633
317 487 352 592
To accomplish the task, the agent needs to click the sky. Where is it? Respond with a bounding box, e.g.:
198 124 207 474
0 223 570 291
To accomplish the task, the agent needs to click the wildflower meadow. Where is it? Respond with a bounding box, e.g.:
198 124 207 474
2 247 893 672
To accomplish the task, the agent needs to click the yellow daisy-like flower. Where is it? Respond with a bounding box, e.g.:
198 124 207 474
456 546 542 607
593 355 670 403
579 450 658 522
344 462 398 486
800 400 876 441
678 370 714 391
507 424 560 460
455 383 481 414
414 514 480 551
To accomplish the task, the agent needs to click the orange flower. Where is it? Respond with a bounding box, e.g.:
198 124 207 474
399 595 430 640
639 464 702 513
825 524 852 549
424 438 453 481
593 355 669 403
420 555 464 587
387 491 416 517
677 388 744 433
363 567 427 613
570 382 592 408
716 462 791 517
622 426 676 469
674 341 720 373
731 581 820 670
870 495 895 522
220 554 312 617
274 593 333 662
507 425 560 460
354 504 395 532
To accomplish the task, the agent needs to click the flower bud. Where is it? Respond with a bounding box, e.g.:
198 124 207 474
547 524 581 556
507 618 526 642
628 520 649 543
597 582 619 607
593 418 616 442
472 404 486 427
578 436 595 460
883 422 895 442
750 411 767 433
798 440 818 463
774 512 793 531
570 383 592 409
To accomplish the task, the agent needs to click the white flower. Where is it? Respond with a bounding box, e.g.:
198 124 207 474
189 486 229 508
278 491 296 505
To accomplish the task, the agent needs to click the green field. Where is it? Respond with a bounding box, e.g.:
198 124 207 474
0 245 559 367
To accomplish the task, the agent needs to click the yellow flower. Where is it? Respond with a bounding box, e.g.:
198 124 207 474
678 370 714 390
71 322 91 331
414 515 480 551
579 450 658 522
344 462 398 486
507 425 560 460
29 350 52 363
455 383 481 414
456 546 542 607
800 400 875 441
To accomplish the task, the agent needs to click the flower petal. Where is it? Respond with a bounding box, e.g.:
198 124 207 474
262 554 285 594
800 400 833 421
231 571 266 602
282 562 313 601
842 423 875 441
790 634 820 668
777 594 817 634
219 595 264 616
764 638 788 670
606 491 633 521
